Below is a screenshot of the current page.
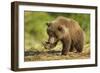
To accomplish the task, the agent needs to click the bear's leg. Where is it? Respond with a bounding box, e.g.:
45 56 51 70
75 42 83 53
69 41 74 52
74 31 84 53
61 38 71 55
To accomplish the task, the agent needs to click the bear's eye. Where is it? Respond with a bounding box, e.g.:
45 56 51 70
46 22 51 27
58 27 63 31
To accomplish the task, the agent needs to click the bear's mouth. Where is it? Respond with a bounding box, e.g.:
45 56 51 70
48 37 57 44
42 41 55 49
43 37 58 49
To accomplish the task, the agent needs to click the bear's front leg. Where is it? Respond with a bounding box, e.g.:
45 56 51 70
61 37 71 55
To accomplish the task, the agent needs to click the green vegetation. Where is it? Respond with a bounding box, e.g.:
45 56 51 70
24 11 90 61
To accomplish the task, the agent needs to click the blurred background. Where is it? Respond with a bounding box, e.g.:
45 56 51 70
24 11 90 50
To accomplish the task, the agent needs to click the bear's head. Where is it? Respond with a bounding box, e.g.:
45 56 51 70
43 20 69 49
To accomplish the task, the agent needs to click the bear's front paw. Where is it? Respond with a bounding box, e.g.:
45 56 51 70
42 41 50 49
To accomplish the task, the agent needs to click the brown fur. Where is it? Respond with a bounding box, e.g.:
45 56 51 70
46 16 84 55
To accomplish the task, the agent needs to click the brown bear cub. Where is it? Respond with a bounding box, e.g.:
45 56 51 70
44 16 84 55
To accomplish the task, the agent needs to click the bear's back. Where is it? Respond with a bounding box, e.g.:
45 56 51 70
56 16 80 29
55 16 83 39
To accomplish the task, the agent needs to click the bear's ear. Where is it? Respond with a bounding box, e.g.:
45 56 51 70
46 22 51 27
58 26 63 32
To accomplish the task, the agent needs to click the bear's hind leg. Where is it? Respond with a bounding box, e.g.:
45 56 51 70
69 41 74 52
75 42 83 53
